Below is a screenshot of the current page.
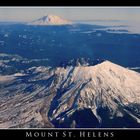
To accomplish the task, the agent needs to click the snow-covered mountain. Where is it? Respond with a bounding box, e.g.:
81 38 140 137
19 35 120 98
0 60 140 128
28 14 72 25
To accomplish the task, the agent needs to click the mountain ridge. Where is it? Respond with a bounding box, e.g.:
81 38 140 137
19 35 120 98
0 60 140 128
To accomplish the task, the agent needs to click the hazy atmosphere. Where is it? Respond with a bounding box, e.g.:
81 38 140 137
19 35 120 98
0 7 140 22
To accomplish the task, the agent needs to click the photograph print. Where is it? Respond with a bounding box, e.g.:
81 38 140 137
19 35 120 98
0 7 140 128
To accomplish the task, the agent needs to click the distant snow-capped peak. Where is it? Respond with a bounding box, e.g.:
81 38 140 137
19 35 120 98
28 14 72 25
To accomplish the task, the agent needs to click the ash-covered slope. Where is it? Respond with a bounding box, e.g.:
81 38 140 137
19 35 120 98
51 61 140 128
28 14 72 25
0 60 140 128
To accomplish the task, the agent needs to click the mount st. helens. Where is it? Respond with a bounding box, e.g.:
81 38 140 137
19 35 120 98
28 14 72 25
0 60 140 128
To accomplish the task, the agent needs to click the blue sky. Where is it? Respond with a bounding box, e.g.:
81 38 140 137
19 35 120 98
0 7 140 22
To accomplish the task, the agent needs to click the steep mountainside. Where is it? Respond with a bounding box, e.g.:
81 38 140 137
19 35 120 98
0 61 140 128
